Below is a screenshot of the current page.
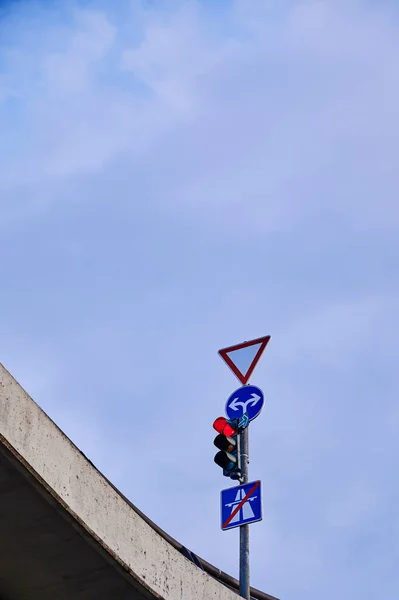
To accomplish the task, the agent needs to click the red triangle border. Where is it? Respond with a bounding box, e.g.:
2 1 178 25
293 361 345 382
218 335 271 385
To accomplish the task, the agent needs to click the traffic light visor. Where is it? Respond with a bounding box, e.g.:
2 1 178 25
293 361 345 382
213 417 237 437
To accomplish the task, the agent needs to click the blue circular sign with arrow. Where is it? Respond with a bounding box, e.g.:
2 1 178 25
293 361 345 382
225 385 264 422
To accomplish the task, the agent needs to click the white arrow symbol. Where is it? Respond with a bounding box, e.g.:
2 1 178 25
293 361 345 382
229 393 261 412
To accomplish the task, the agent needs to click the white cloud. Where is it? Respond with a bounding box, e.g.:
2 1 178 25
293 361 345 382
1 0 399 234
43 10 116 95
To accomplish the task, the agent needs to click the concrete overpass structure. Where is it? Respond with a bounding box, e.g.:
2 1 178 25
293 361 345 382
0 363 278 600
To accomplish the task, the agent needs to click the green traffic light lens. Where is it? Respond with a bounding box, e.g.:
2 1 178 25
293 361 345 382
214 451 237 471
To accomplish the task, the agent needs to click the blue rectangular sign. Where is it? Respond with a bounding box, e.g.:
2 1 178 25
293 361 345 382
220 480 262 531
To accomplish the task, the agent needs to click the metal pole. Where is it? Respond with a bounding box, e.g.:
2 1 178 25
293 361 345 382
239 426 250 599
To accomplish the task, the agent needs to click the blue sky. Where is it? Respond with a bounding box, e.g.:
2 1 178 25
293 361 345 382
1 1 399 598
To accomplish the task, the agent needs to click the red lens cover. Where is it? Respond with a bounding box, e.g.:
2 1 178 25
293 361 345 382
213 417 237 436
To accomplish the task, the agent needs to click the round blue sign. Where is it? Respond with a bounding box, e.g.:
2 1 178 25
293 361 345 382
225 385 264 422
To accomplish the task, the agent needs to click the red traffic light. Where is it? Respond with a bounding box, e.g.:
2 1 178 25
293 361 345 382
213 417 237 437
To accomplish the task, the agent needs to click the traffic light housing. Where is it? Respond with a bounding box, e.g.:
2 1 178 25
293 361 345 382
213 417 242 481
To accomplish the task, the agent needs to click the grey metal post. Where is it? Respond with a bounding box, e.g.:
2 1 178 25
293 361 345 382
239 426 250 599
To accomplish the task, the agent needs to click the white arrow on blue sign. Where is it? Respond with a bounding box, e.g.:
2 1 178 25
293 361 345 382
225 385 264 422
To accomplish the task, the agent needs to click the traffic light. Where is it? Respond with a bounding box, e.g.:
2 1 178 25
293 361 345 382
213 417 242 481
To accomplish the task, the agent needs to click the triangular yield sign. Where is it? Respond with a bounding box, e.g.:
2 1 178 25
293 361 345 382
218 335 271 385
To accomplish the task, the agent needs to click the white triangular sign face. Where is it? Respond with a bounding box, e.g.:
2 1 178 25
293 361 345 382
225 343 263 379
218 335 271 385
